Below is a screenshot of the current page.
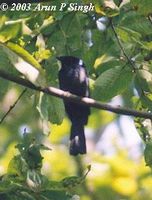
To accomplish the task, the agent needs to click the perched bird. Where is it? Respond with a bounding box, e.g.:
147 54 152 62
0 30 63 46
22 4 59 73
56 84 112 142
57 56 90 156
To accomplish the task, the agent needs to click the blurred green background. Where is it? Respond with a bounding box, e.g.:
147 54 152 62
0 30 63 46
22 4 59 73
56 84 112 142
0 89 151 200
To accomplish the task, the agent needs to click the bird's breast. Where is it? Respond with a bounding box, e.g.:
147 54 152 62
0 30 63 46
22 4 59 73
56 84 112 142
67 67 86 83
59 66 88 96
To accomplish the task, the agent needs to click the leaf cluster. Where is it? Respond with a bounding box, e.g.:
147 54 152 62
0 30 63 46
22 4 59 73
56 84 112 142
0 133 90 200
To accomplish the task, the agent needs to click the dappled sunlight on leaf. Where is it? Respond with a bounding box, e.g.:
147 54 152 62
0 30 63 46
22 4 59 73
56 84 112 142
94 54 114 69
0 23 22 43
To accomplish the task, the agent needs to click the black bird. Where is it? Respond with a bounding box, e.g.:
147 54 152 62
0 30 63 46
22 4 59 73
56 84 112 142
57 56 90 156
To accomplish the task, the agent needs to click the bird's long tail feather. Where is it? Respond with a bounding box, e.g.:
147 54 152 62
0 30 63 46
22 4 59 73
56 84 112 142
70 122 86 156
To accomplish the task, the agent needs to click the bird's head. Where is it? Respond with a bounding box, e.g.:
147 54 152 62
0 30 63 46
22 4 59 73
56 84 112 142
56 56 84 69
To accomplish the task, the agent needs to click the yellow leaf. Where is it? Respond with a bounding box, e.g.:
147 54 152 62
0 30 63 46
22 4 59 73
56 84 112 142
95 4 105 15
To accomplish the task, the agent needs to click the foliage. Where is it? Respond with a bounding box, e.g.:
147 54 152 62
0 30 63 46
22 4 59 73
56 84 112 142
0 0 152 199
0 133 90 200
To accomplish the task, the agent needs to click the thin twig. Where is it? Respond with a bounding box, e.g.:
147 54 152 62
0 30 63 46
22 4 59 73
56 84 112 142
0 88 27 124
75 157 98 200
110 19 136 72
0 69 152 119
110 19 151 100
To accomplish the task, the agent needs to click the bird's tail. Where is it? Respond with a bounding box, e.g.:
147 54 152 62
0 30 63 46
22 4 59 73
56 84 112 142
70 122 86 156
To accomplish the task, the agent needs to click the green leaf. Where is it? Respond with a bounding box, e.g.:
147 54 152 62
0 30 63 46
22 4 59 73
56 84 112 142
141 95 152 111
41 190 72 200
83 30 105 70
44 180 63 190
5 191 36 200
1 42 45 84
47 12 87 56
134 116 151 142
37 94 65 125
92 66 134 101
136 70 152 93
95 0 119 17
47 29 66 54
141 41 152 51
0 79 9 99
27 145 43 169
103 0 120 17
35 49 52 63
144 141 152 168
27 13 44 30
119 12 152 36
61 176 84 189
116 26 141 43
16 134 46 170
37 92 49 120
0 15 7 28
16 133 34 151
6 42 42 71
0 47 15 97
61 165 91 189
0 23 22 43
26 170 42 190
0 46 18 73
0 179 23 193
0 180 13 192
7 155 27 177
44 57 59 84
131 0 152 15
59 12 76 34
61 13 82 53
94 54 115 69
48 95 65 124
17 192 35 200
40 19 56 36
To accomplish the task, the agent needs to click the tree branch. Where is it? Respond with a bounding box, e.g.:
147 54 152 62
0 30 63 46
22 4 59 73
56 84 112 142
0 88 27 124
0 69 152 119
